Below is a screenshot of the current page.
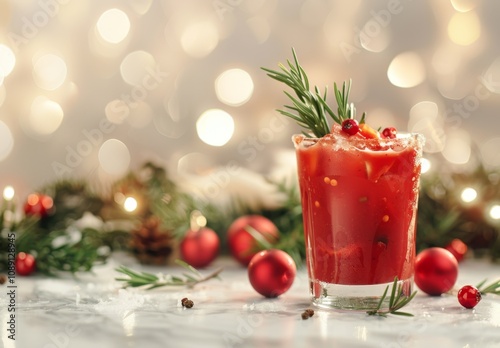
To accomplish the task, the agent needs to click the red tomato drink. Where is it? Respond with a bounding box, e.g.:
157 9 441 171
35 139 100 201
294 129 424 309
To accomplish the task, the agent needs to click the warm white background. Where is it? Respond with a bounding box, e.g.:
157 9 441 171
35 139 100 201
1 0 500 202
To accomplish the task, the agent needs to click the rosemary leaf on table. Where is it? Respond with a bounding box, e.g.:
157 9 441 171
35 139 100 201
366 277 417 317
115 259 223 290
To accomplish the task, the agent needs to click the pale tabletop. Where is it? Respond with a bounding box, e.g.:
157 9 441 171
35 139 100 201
4 255 500 348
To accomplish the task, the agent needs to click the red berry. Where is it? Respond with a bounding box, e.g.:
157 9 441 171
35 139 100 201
458 285 482 309
341 119 360 136
381 127 397 139
414 247 458 296
15 252 36 276
248 249 296 298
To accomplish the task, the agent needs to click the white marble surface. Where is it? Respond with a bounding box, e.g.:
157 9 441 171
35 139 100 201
2 255 500 348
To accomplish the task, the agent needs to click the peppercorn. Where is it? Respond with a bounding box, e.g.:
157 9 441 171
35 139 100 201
181 297 194 308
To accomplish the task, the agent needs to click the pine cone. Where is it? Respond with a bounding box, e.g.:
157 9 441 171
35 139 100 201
130 216 174 265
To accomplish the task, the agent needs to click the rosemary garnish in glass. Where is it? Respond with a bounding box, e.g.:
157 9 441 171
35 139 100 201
261 48 364 137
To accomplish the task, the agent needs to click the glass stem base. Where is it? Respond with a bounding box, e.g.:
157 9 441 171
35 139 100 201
310 277 413 311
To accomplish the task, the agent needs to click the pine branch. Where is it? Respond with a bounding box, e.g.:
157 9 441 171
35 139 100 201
366 277 417 317
115 259 223 290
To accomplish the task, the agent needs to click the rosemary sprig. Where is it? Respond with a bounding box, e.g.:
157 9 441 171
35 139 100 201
262 48 359 137
115 259 223 290
366 277 417 317
476 278 500 295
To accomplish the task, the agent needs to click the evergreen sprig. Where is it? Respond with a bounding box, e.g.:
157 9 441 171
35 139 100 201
262 48 360 137
477 278 500 295
366 277 417 317
115 259 223 290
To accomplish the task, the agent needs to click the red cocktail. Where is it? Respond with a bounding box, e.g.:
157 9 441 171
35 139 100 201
294 127 424 309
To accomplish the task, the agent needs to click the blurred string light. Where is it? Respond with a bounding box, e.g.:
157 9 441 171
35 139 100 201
447 11 481 46
0 85 5 107
460 187 477 203
98 139 130 175
33 54 68 91
3 186 15 201
420 158 431 174
123 196 138 212
196 109 234 147
490 204 500 220
0 120 14 161
180 21 218 58
215 68 254 106
29 96 64 135
0 44 16 78
442 129 471 164
387 51 426 88
120 50 156 86
96 9 130 44
480 137 500 169
408 101 445 153
450 0 477 12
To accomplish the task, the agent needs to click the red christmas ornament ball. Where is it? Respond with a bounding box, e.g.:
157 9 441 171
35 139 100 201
458 285 482 309
16 252 36 276
23 193 53 218
414 247 458 296
445 238 468 263
180 227 220 268
248 249 296 298
227 215 279 266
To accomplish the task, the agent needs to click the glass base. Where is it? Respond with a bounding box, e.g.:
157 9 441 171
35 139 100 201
310 277 413 311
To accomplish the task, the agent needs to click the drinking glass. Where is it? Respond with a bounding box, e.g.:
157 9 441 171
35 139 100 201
294 132 424 310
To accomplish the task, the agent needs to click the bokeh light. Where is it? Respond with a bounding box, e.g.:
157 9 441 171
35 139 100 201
481 137 500 168
490 204 500 220
450 0 477 12
105 99 128 124
120 50 157 86
461 187 477 203
448 11 481 46
408 101 444 153
123 196 138 212
196 109 234 147
420 158 431 174
180 21 219 58
387 51 426 88
442 129 471 164
0 121 14 161
33 54 68 90
98 139 130 175
0 44 16 77
3 186 15 201
29 96 64 135
215 68 254 106
0 85 5 107
96 9 131 44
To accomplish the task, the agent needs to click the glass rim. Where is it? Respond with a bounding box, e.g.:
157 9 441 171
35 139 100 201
293 132 425 151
